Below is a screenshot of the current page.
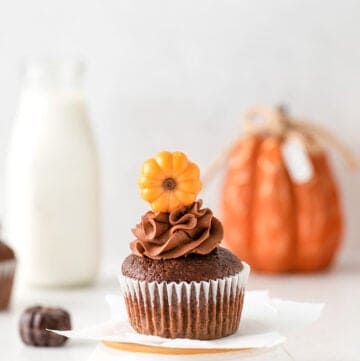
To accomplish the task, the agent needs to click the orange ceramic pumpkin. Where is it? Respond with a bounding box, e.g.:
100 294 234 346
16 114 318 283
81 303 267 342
220 107 344 273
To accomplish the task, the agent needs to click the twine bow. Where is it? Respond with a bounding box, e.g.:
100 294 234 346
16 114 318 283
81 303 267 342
203 105 359 185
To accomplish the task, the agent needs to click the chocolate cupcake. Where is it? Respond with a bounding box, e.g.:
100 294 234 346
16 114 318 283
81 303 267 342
0 241 16 310
120 151 250 340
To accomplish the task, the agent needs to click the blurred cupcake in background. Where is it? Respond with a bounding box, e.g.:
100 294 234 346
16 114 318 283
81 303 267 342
0 239 16 310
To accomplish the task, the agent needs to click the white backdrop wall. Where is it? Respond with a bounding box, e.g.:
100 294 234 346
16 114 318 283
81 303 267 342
0 0 359 273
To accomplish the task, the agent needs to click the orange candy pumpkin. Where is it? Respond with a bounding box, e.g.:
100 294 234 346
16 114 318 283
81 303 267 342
220 107 344 273
138 151 202 212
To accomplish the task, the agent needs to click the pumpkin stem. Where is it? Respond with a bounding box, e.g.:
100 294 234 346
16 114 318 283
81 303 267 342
162 177 177 191
277 104 288 116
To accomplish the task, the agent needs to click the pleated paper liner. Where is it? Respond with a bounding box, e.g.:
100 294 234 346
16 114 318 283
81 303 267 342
102 340 253 355
119 262 250 340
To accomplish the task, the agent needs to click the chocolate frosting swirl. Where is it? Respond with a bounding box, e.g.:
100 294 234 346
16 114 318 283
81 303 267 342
131 200 223 260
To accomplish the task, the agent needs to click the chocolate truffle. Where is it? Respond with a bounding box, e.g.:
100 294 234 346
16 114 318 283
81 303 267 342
19 306 71 347
0 241 16 310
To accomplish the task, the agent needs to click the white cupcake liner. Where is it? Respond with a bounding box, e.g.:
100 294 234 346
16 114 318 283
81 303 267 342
119 262 250 305
119 262 250 339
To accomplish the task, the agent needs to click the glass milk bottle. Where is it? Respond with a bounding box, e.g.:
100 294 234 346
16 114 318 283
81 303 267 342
5 60 100 287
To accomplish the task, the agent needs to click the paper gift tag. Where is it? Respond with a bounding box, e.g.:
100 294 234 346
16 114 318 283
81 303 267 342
282 137 313 183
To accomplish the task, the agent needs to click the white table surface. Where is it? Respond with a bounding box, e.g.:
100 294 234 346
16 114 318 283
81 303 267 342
1 256 359 361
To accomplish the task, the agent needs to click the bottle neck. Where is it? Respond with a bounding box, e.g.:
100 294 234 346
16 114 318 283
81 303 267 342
21 59 85 92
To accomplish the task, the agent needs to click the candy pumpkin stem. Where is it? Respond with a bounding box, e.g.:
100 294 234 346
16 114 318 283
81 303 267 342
277 104 288 116
162 177 177 191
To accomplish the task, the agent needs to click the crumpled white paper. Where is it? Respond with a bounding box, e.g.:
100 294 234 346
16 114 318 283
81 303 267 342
54 290 323 351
